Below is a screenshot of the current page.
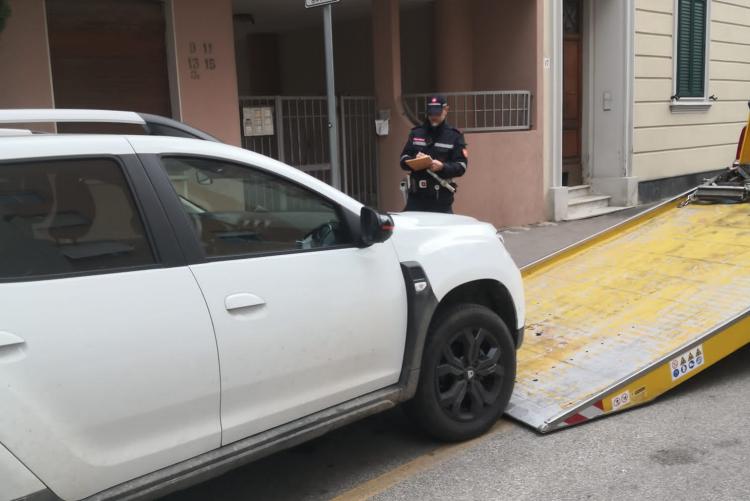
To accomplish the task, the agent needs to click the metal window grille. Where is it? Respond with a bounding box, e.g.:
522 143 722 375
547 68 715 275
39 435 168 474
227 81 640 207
402 91 532 132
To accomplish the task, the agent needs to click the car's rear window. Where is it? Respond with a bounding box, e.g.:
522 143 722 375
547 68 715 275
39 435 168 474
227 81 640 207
0 157 156 280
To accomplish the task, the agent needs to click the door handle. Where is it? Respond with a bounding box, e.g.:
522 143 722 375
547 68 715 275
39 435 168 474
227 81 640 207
0 331 24 349
225 293 266 312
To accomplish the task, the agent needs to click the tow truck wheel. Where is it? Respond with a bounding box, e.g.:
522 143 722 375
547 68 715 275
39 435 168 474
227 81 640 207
406 304 516 442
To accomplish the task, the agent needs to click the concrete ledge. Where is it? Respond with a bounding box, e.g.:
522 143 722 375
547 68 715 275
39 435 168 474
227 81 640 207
591 176 638 207
549 186 569 222
638 170 724 204
670 100 713 113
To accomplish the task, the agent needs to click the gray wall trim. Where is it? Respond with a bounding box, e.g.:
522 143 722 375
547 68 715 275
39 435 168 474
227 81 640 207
639 169 724 204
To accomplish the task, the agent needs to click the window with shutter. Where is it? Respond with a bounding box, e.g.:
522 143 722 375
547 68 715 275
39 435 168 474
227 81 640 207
675 0 708 99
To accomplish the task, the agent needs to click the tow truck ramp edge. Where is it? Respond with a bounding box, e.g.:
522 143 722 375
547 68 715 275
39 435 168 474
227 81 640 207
506 104 750 434
507 191 750 433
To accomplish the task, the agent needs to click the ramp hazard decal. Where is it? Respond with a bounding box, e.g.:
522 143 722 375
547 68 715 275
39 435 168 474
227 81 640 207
670 344 705 381
611 390 631 411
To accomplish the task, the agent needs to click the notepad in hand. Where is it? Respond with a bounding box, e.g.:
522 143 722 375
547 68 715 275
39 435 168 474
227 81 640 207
405 156 433 171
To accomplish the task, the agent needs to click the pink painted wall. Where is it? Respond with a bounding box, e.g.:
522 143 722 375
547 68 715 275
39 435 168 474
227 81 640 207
171 0 240 146
455 131 544 227
373 0 413 213
451 0 545 228
435 0 473 92
430 0 538 97
471 0 538 94
374 0 545 227
0 0 55 131
400 4 435 94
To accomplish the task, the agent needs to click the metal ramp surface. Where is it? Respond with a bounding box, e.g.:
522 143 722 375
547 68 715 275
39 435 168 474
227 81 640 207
507 197 750 432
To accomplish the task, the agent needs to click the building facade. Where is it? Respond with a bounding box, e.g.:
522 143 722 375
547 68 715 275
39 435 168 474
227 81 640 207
0 0 241 143
2 0 746 228
1 0 545 229
545 0 750 220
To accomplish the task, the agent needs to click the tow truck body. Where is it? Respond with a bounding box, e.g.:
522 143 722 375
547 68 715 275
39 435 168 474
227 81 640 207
508 104 750 433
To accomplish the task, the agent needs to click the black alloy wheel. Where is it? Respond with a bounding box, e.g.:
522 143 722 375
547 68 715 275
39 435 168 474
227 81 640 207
437 327 505 422
405 304 516 442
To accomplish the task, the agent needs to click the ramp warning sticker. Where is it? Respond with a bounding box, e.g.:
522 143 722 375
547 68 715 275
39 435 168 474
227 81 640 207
670 344 704 381
611 390 631 411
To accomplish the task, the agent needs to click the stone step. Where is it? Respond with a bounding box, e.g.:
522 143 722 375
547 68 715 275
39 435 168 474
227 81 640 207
566 195 613 220
567 184 592 199
568 194 611 207
564 205 632 221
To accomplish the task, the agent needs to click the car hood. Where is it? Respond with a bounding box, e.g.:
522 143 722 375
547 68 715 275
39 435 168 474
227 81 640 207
389 211 485 229
388 211 500 255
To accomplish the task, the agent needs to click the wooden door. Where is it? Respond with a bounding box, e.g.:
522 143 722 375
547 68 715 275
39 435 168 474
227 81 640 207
46 0 172 132
562 0 583 187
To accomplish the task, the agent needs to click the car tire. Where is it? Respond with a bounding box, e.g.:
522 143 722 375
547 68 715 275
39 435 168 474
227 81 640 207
405 304 516 442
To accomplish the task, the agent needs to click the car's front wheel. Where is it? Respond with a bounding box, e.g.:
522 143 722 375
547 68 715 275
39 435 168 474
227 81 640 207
405 304 516 442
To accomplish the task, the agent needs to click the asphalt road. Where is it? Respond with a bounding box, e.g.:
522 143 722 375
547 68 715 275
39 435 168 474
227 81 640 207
167 206 750 501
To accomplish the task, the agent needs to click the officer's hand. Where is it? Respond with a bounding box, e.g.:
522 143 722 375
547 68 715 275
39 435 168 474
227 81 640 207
431 160 444 172
416 152 429 159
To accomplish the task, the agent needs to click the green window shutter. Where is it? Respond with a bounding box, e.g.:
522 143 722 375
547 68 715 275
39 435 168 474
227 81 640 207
676 0 708 99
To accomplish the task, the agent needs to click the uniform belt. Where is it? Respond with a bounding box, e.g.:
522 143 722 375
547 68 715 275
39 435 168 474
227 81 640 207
409 176 456 196
414 177 455 189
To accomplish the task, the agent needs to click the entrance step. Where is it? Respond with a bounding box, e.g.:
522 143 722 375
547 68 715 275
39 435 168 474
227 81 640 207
566 194 610 219
567 184 592 199
564 185 632 221
565 205 631 221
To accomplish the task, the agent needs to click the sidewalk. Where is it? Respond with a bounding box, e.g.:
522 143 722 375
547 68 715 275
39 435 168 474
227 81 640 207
499 205 651 268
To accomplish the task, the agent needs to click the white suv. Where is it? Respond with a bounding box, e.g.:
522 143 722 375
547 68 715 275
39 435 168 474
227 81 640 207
0 110 524 501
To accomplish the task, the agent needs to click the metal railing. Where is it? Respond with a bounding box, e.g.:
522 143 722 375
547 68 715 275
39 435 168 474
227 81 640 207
239 95 331 181
402 91 532 132
340 96 378 207
238 95 378 207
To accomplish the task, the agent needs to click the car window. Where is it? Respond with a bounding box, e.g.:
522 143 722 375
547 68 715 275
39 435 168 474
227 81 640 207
0 158 156 280
161 157 353 258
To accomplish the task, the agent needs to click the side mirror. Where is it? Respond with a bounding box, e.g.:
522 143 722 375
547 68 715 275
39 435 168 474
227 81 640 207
360 207 394 247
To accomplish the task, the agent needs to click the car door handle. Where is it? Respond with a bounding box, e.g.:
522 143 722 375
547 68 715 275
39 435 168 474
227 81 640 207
0 331 24 349
225 293 266 312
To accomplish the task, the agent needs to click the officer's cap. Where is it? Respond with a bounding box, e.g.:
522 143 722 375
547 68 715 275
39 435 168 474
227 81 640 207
426 95 448 116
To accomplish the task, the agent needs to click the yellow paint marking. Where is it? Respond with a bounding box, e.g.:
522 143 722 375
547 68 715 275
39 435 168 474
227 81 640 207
330 420 513 501
595 313 750 416
511 201 750 430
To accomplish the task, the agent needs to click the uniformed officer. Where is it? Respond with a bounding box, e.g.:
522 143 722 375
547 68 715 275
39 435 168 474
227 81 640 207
400 95 468 213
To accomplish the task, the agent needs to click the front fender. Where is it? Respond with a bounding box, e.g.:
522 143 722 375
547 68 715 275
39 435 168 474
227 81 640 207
0 441 52 501
389 216 525 330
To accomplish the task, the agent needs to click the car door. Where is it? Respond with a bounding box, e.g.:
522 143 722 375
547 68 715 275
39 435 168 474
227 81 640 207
143 152 408 445
0 142 221 500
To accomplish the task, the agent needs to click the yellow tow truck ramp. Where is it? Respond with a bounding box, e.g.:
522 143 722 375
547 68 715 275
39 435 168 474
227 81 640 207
506 196 750 433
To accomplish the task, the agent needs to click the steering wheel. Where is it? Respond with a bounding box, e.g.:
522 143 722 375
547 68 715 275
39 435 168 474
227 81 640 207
304 221 338 248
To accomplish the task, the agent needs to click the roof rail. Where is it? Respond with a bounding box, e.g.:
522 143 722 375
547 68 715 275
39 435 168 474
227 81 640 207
0 109 219 142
